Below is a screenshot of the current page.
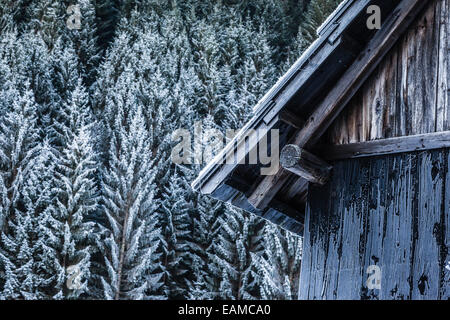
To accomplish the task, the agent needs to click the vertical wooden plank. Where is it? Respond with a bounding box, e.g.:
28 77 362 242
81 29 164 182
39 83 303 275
395 35 409 137
408 1 440 135
368 66 384 140
323 162 346 299
405 13 419 135
442 149 450 299
361 80 373 142
327 110 342 145
335 159 369 299
299 180 332 299
351 91 365 144
446 0 450 131
298 195 313 299
410 150 443 299
305 199 320 300
380 153 415 299
312 182 333 299
383 50 400 139
364 49 398 141
436 0 449 131
308 213 327 299
365 70 375 142
360 156 388 299
348 95 360 144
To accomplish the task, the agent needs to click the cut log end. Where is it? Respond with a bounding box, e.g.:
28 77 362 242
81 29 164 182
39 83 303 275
280 144 302 168
280 144 332 185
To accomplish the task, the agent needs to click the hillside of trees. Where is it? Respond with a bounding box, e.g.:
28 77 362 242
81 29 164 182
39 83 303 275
0 0 341 299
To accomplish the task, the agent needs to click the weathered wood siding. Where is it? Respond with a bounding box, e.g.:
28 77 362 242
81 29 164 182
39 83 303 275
299 149 449 300
327 0 449 145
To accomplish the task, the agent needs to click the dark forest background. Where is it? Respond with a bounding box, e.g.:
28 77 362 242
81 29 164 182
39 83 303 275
0 0 341 299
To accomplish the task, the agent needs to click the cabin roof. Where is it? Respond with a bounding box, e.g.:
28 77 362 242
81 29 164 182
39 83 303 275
191 0 427 234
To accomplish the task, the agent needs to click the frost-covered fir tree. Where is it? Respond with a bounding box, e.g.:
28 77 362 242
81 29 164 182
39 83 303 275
257 224 302 299
28 0 66 49
70 0 101 88
294 0 342 53
211 206 266 300
0 1 16 33
241 25 278 107
47 83 100 298
100 97 163 299
189 18 224 117
47 125 100 299
0 87 57 298
0 142 57 299
159 169 196 299
191 194 223 299
0 30 56 126
0 87 40 232
50 42 83 144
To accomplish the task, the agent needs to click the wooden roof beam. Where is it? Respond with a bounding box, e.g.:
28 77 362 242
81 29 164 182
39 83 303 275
248 0 428 210
321 131 450 161
280 145 332 185
278 109 305 129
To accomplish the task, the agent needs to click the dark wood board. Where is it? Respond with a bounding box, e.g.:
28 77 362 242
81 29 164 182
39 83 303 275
299 149 449 299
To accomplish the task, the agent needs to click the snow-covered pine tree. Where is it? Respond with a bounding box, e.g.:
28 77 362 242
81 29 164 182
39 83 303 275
49 41 81 145
15 140 65 298
46 124 100 299
191 195 223 299
0 88 50 299
0 87 40 233
100 84 163 299
95 0 121 50
188 18 224 117
0 0 16 33
257 224 302 299
103 11 213 300
211 205 266 300
0 142 58 299
0 206 36 299
0 30 56 130
24 0 100 88
159 168 196 299
28 0 66 49
43 78 100 299
71 0 100 88
235 23 277 122
0 49 16 120
295 0 342 53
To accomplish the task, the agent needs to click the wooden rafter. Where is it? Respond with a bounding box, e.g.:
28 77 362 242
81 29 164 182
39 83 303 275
278 110 305 129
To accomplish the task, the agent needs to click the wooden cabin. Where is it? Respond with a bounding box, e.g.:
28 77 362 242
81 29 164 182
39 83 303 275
192 0 449 300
